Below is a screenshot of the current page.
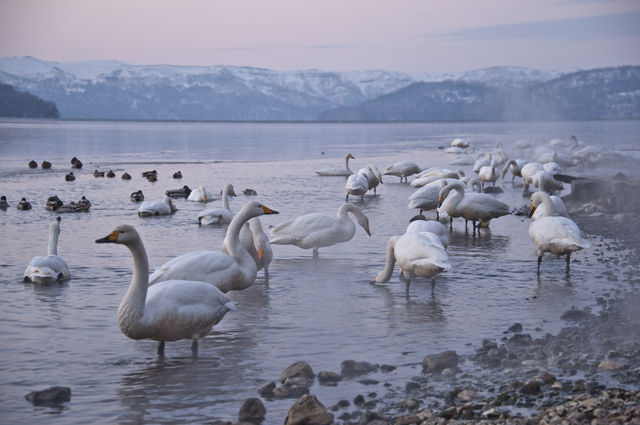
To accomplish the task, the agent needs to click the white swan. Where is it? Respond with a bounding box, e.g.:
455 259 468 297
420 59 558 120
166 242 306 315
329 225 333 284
450 155 476 166
473 153 492 173
445 146 474 154
520 162 544 192
188 186 215 203
148 202 279 293
451 138 473 149
138 196 177 217
531 170 564 194
269 203 371 257
531 194 569 220
416 167 463 180
408 180 446 219
346 170 369 201
24 217 70 284
406 217 448 249
436 179 482 221
501 159 528 182
371 232 450 295
198 183 236 225
438 181 510 230
410 175 441 188
232 217 273 278
384 160 421 183
363 164 383 194
316 153 355 176
95 224 236 356
529 192 590 274
478 160 499 190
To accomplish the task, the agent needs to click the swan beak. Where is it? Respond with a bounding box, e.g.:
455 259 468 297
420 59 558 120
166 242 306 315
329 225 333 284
370 276 377 283
348 153 355 159
364 223 371 236
529 202 537 218
438 196 444 207
203 196 207 203
96 231 120 243
258 248 264 259
379 177 383 184
262 206 279 215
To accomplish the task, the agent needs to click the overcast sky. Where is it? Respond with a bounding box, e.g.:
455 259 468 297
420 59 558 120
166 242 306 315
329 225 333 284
1 0 639 73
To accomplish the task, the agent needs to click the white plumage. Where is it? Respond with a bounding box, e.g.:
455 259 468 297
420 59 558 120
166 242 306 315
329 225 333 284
346 170 369 201
316 153 355 176
24 217 70 284
438 181 510 230
188 186 215 203
198 183 236 225
383 160 421 183
138 196 177 217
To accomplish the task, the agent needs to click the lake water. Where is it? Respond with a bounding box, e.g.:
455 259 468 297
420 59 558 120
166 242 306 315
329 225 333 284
1 119 639 424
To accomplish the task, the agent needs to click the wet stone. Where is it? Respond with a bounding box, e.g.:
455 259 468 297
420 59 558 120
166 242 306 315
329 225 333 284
284 394 333 425
340 360 379 378
406 381 421 392
280 361 315 383
353 394 365 406
508 323 523 333
519 380 541 395
317 370 342 383
25 386 71 406
380 364 396 373
507 333 533 347
283 377 313 388
257 381 276 397
560 308 593 321
598 360 626 371
274 386 309 399
359 379 379 385
336 399 350 408
238 398 266 420
422 350 459 374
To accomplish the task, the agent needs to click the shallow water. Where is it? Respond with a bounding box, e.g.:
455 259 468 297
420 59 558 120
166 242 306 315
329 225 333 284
0 119 639 424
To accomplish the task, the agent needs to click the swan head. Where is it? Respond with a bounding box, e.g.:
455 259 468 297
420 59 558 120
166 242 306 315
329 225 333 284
198 186 208 203
239 201 279 219
221 183 236 197
347 153 355 160
96 224 139 246
357 216 371 236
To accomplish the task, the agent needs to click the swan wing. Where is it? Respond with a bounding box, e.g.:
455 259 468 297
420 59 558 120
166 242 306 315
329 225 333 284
139 201 171 216
529 217 590 255
198 208 233 225
24 255 70 282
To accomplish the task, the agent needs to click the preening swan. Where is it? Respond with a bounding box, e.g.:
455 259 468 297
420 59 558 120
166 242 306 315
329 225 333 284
316 153 355 176
198 183 236 225
528 192 590 274
188 186 214 203
148 202 279 293
95 224 236 356
138 196 177 217
406 216 448 249
438 181 510 230
384 160 421 183
24 217 70 284
530 194 569 220
230 217 273 278
346 171 369 201
371 232 450 295
520 162 544 192
363 164 383 194
269 203 371 258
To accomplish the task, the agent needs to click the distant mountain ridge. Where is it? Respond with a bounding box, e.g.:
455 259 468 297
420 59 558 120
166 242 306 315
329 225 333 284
0 56 572 120
0 82 59 118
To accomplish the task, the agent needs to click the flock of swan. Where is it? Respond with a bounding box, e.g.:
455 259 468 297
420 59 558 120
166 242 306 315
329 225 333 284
18 135 601 356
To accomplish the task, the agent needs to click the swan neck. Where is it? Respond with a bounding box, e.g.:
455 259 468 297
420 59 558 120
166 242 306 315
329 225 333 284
48 223 59 256
223 209 258 285
376 236 398 283
539 193 555 217
345 155 353 174
222 188 232 212
119 237 149 324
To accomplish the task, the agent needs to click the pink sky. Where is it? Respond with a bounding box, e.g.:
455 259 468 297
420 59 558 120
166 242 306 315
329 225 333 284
1 0 638 73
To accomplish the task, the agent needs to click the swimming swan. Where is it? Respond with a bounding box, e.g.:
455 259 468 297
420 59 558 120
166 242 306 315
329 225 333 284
198 183 236 225
24 217 70 284
316 153 355 176
138 196 177 217
438 181 510 230
528 192 590 274
269 203 371 258
188 186 214 203
148 202 279 293
371 232 450 295
95 224 236 356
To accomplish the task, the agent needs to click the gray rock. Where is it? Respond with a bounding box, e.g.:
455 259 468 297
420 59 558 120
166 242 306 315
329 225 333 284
336 399 350 408
274 386 309 399
508 323 523 332
239 398 266 420
519 380 541 395
341 360 379 378
283 377 313 388
506 333 533 347
257 381 276 397
484 186 504 194
280 361 315 383
284 394 333 425
358 379 379 385
406 381 421 392
317 371 343 383
560 308 593 321
25 386 71 406
422 350 459 374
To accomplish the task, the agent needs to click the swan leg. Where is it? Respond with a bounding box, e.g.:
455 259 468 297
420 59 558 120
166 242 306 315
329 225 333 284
345 194 349 202
405 277 411 296
464 219 468 229
191 340 198 358
511 175 515 183
264 268 269 279
436 210 439 221
313 247 319 259
449 216 453 231
431 278 436 293
472 220 477 234
566 253 571 273
158 341 165 356
537 255 542 274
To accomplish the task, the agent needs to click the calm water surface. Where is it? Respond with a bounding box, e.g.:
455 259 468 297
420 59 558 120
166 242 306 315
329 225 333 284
0 119 639 424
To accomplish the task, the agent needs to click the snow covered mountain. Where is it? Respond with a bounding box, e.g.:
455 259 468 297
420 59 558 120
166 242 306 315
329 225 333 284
0 56 567 120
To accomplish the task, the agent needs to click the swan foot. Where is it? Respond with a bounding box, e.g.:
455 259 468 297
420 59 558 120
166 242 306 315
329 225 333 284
158 341 165 356
191 341 198 358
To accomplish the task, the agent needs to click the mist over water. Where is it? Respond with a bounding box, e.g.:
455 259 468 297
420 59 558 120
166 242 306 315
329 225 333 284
0 119 638 424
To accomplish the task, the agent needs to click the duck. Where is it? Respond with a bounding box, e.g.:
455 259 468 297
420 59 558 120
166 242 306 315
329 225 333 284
173 171 183 179
270 203 371 258
406 216 448 249
166 185 192 199
24 217 70 284
138 196 178 217
501 159 528 182
530 194 569 221
383 160 421 183
438 181 510 231
41 161 51 169
45 195 61 211
147 174 157 182
0 196 9 209
141 170 158 178
53 200 81 213
130 190 144 202
198 183 236 225
106 170 116 178
316 153 355 176
529 192 590 274
95 224 236 357
28 160 38 168
188 186 214 203
121 172 132 180
363 165 383 194
77 196 91 211
371 232 450 295
345 171 369 201
17 198 32 210
243 189 257 196
148 202 279 293
478 160 499 190
94 170 105 177
65 172 76 182
71 158 83 169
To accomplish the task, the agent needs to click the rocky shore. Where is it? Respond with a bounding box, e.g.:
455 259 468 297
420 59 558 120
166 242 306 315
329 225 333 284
212 176 640 425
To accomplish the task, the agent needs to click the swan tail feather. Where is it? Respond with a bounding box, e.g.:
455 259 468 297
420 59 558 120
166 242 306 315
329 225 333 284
224 301 237 312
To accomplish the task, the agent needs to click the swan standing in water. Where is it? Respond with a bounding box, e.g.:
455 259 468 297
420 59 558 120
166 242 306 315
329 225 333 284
96 225 236 357
24 217 70 284
363 165 383 194
148 202 279 293
501 159 528 182
345 170 369 201
383 160 421 183
408 180 446 219
530 194 569 220
371 232 450 295
478 160 499 190
270 203 371 258
138 196 177 217
438 181 510 231
198 183 236 225
227 217 273 278
529 192 590 274
316 153 355 176
406 216 449 249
